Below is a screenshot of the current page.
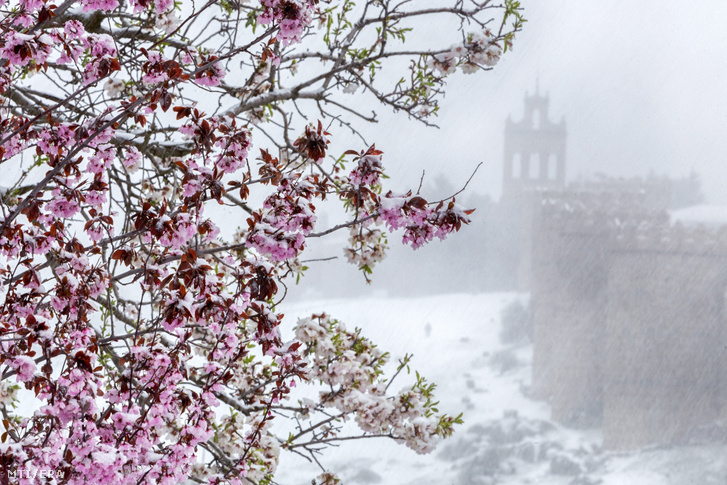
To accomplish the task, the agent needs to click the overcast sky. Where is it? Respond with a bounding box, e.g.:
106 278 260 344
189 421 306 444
368 1 727 204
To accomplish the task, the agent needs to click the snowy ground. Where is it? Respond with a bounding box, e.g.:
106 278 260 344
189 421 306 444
275 293 727 485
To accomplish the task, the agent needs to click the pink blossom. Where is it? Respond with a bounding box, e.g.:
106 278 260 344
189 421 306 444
258 0 315 46
155 0 173 13
81 0 119 12
64 20 86 40
87 145 116 174
10 355 36 382
85 191 107 208
46 198 79 218
194 62 225 87
123 146 142 171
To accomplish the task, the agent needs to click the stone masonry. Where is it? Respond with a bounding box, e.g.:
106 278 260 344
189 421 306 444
530 190 727 449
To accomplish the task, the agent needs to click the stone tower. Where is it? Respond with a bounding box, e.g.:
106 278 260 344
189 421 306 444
497 86 567 290
503 86 567 197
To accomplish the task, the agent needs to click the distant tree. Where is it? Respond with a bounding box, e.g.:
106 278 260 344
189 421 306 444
0 0 523 483
500 299 532 345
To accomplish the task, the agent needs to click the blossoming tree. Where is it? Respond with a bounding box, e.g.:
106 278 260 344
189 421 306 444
0 0 523 482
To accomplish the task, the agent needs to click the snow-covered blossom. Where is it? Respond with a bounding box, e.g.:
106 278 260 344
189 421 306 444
344 224 388 269
9 355 36 382
378 192 473 249
343 82 359 94
0 0 515 480
427 30 503 76
104 77 124 97
293 314 456 454
349 153 383 187
312 472 342 484
257 0 316 45
195 58 226 87
247 170 320 261
0 382 19 404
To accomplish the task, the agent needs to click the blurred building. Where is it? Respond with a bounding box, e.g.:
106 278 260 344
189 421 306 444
503 90 727 450
493 89 702 292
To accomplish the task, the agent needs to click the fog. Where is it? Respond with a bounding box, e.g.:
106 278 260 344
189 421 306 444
2 0 723 482
356 2 727 204
285 2 727 483
291 1 727 296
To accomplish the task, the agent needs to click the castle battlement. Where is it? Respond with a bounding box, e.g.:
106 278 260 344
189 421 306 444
613 223 727 254
536 188 669 236
501 89 721 450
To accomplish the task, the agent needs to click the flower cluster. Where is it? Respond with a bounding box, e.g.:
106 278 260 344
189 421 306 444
349 152 383 187
0 0 518 481
0 381 19 404
312 472 342 484
428 29 504 75
294 314 459 454
258 0 317 45
194 53 226 88
246 147 332 262
0 31 54 68
247 173 319 261
343 223 388 271
333 147 472 278
81 33 121 85
378 193 474 249
208 414 281 484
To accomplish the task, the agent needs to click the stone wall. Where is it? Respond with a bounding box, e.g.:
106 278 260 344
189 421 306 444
531 207 609 427
530 191 727 449
603 227 727 448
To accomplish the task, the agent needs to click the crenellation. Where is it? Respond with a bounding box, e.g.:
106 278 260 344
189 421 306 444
613 222 727 254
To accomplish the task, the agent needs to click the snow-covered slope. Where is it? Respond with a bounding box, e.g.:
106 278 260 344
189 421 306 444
275 293 727 485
